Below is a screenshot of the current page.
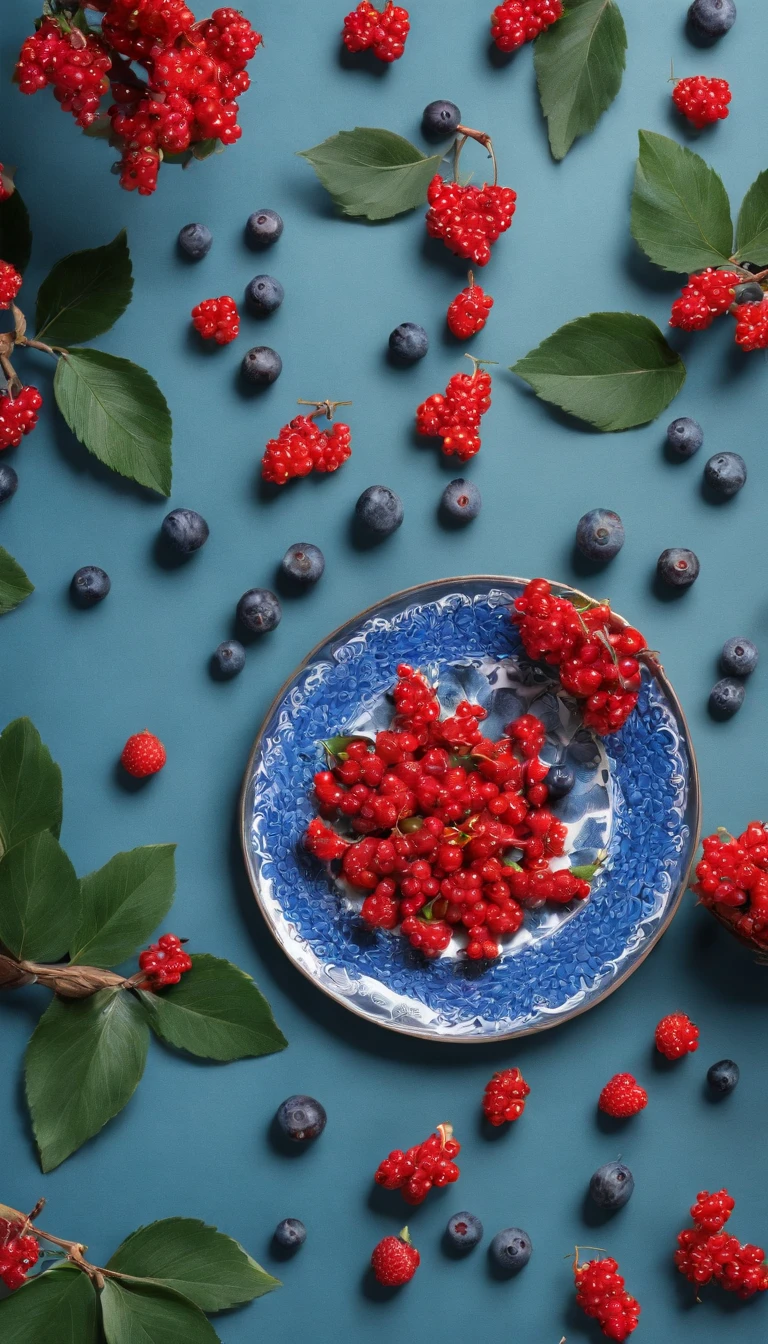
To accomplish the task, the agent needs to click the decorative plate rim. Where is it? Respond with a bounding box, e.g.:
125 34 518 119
239 575 702 1044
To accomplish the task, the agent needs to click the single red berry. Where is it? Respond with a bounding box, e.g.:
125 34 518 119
598 1073 648 1119
120 730 167 778
655 1012 699 1060
139 931 192 987
491 0 563 51
191 295 239 344
0 385 43 451
670 268 741 332
672 76 731 129
370 1227 420 1286
482 1066 530 1126
447 273 494 339
0 260 22 309
733 298 768 352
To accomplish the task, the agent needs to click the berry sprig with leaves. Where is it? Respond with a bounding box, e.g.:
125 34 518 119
0 1197 279 1343
0 717 287 1172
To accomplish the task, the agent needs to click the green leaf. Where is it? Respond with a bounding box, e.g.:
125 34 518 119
571 863 601 881
101 1279 220 1344
0 829 79 962
35 231 133 346
25 987 149 1171
534 0 627 161
70 844 176 968
630 131 734 274
735 169 768 266
139 954 287 1061
54 348 172 495
511 311 686 432
0 717 62 858
0 1265 99 1344
0 546 34 616
298 128 442 221
0 186 32 274
107 1218 280 1312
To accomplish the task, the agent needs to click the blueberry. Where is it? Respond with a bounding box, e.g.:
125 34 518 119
212 639 246 678
489 1228 532 1275
237 587 282 634
246 275 284 316
734 281 764 304
666 417 703 459
575 508 625 562
688 0 737 38
657 547 700 587
422 100 462 138
355 485 404 536
246 209 284 247
544 763 575 800
704 451 746 498
273 1218 306 1250
0 462 19 503
707 1059 740 1095
275 1094 326 1142
280 543 325 585
589 1161 635 1211
721 637 758 677
178 223 212 259
70 565 111 607
161 508 209 554
242 346 282 386
389 322 429 362
441 478 481 521
709 677 745 718
445 1211 483 1252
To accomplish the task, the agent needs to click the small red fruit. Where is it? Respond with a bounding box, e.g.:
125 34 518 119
655 1012 699 1060
0 260 22 309
574 1253 641 1340
0 385 43 451
672 75 731 129
120 730 167 778
447 273 494 339
139 932 192 987
491 0 564 53
191 295 239 344
342 2 410 62
598 1073 648 1119
482 1066 530 1126
370 1227 420 1286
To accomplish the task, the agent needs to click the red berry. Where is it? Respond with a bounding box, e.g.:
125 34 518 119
416 362 492 460
447 275 494 339
120 730 167 778
0 260 22 309
672 76 731 129
261 415 351 485
304 818 350 862
655 1012 699 1060
139 931 192 987
693 822 768 951
598 1073 648 1119
426 174 517 268
691 1189 736 1234
0 385 43 451
670 269 741 332
0 1219 39 1291
574 1255 641 1340
733 298 768 352
482 1066 530 1126
16 21 112 128
491 0 563 52
342 2 410 62
370 1228 420 1285
191 295 239 344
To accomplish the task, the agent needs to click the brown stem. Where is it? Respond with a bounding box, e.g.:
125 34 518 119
2 1201 117 1288
454 126 498 187
0 352 22 396
296 399 352 422
16 336 67 359
16 960 128 999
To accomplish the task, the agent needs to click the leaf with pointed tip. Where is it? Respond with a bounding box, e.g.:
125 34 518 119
0 186 31 273
70 844 176 967
534 0 627 161
0 546 33 616
298 128 442 221
107 1218 280 1311
0 829 79 962
630 131 733 274
0 1265 99 1344
735 169 768 266
36 230 133 346
101 1279 220 1344
0 717 62 857
139 954 287 1061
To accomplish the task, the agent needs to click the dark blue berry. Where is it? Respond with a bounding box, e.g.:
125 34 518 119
213 639 246 678
178 223 212 259
237 588 281 634
242 346 282 386
280 543 325 585
734 281 764 304
246 275 284 316
721 637 758 677
441 478 481 521
666 417 703 459
246 209 284 247
589 1161 635 1211
161 508 209 554
688 0 737 37
575 509 625 562
275 1094 326 1142
389 323 429 362
489 1228 532 1275
707 1059 740 1095
422 100 462 138
657 547 700 587
70 565 111 607
704 452 746 499
709 677 745 718
355 485 404 536
544 763 575 800
0 462 19 504
445 1211 483 1252
273 1218 306 1250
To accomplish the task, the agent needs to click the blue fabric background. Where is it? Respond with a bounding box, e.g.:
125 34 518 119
2 1 767 1339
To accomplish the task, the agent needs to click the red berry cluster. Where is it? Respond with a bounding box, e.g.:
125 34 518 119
654 1011 699 1060
598 1073 648 1118
669 268 742 332
733 298 768 351
416 359 492 461
261 415 352 486
0 1219 39 1293
672 76 731 129
491 0 563 52
138 932 192 987
513 579 647 736
482 1066 530 1126
304 665 594 963
426 174 517 267
692 821 768 952
574 1255 641 1342
191 295 240 344
0 260 23 310
17 19 112 129
342 2 410 62
447 275 494 339
0 386 44 452
374 1124 460 1205
675 1189 768 1299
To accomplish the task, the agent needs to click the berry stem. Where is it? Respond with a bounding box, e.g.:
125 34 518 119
454 127 498 188
296 398 352 422
0 1199 122 1289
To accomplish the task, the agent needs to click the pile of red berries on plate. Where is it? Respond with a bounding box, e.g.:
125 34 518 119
513 578 648 736
675 1188 768 1299
342 2 410 62
15 3 262 196
574 1253 641 1341
374 1123 460 1205
416 358 492 461
669 267 768 352
304 663 596 963
0 1218 39 1293
692 821 768 953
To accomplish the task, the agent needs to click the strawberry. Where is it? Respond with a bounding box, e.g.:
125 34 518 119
370 1227 420 1286
120 730 166 778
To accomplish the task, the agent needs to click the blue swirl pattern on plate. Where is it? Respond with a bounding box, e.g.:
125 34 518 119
242 581 698 1041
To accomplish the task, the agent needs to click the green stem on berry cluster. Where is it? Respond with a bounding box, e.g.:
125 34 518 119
296 399 352 422
454 126 498 188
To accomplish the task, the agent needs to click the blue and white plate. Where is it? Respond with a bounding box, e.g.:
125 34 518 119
240 578 700 1042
